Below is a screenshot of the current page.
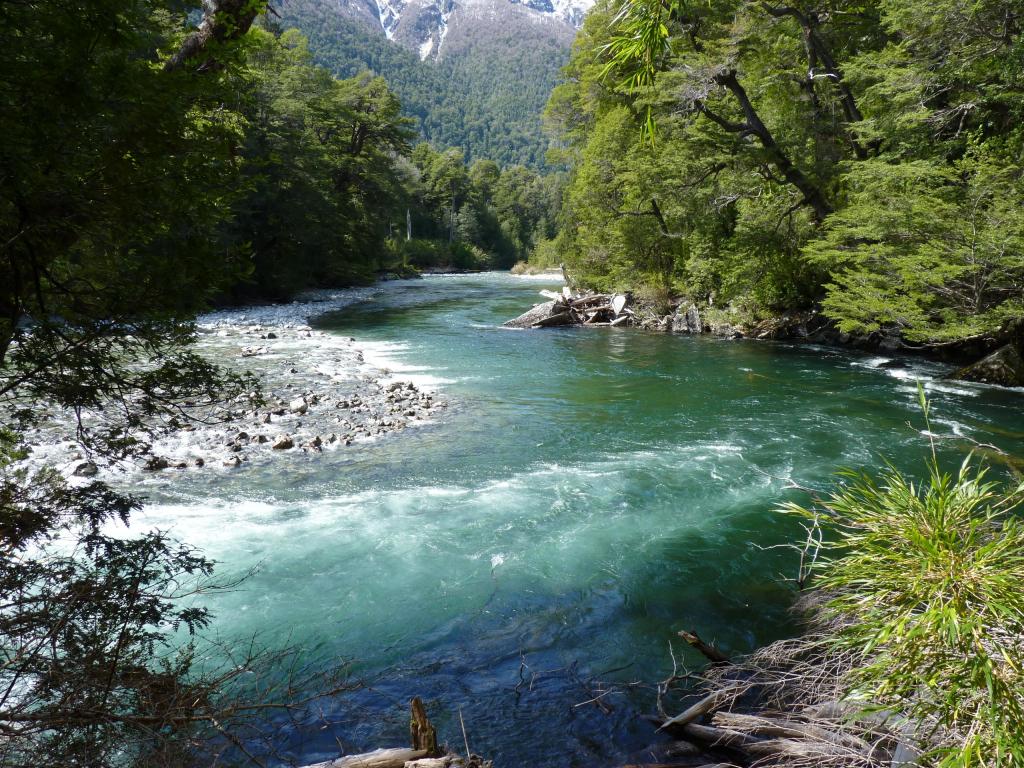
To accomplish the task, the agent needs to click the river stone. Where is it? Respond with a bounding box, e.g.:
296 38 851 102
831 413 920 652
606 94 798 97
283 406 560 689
953 344 1024 387
671 303 702 334
272 435 294 450
144 456 170 471
289 397 308 414
72 460 98 477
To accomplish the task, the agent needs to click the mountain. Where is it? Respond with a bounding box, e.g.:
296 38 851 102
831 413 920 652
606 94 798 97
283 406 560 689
276 0 593 167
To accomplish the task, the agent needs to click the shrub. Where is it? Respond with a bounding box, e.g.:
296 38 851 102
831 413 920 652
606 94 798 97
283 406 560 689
783 390 1024 765
635 282 675 316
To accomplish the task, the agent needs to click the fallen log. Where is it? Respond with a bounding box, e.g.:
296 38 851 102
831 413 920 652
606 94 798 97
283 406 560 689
658 690 733 732
570 294 612 308
677 723 760 751
678 631 731 664
303 748 428 768
299 698 457 768
504 290 635 330
712 712 872 753
503 300 560 328
745 738 856 759
532 311 573 328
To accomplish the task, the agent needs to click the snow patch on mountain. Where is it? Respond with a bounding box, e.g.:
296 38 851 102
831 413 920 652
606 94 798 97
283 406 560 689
367 0 593 60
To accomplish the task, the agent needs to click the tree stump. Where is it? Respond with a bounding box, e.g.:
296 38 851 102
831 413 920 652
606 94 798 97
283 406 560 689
410 697 439 757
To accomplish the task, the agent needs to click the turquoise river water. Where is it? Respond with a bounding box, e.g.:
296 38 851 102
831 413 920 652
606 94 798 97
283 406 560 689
135 273 1024 766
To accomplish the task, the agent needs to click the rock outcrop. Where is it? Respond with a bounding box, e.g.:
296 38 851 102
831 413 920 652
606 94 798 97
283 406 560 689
671 304 702 334
953 343 1024 387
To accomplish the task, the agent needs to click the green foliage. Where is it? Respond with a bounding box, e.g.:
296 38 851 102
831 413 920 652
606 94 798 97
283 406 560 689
385 238 495 270
782 396 1024 764
224 27 416 299
276 0 572 168
806 153 1024 342
404 142 565 268
546 0 1024 343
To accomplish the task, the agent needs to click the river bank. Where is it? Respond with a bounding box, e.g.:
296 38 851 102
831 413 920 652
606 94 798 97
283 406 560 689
507 282 1024 388
18 287 450 482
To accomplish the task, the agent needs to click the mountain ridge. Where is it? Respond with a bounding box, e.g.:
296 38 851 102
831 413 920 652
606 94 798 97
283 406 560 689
276 0 594 167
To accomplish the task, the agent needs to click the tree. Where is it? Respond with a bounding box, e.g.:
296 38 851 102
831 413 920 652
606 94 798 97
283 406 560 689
805 155 1024 342
0 5 355 767
225 27 414 299
544 0 1024 340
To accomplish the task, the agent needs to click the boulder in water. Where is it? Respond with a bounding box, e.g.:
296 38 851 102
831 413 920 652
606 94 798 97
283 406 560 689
953 344 1024 387
72 460 98 477
144 456 169 471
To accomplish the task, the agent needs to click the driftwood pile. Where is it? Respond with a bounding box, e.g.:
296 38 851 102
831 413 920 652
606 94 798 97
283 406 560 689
300 698 492 768
625 630 920 768
503 288 635 329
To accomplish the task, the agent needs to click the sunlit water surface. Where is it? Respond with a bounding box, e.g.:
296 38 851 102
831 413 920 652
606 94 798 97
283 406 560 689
132 274 1024 766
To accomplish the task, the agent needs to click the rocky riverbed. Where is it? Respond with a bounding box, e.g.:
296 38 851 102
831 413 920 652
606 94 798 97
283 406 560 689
18 289 449 480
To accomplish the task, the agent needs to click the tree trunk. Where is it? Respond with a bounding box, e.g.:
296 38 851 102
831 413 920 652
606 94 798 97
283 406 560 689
164 0 265 72
713 70 834 222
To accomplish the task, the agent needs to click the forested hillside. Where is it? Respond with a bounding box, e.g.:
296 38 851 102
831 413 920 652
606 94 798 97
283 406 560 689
545 0 1024 348
277 0 573 166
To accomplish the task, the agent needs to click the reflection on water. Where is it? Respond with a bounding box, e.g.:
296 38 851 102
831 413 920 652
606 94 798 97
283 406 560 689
136 274 1024 766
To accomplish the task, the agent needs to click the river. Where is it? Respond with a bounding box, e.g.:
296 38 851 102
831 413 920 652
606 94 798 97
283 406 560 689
131 273 1024 766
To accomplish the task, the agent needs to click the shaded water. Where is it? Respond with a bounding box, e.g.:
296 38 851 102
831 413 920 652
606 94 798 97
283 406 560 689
137 273 1024 766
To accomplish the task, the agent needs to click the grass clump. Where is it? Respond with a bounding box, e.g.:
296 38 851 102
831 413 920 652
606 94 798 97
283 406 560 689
783 389 1024 765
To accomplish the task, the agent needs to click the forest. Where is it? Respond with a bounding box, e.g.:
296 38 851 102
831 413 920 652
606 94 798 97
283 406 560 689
544 0 1024 350
0 0 560 308
2 0 1024 767
276 0 571 167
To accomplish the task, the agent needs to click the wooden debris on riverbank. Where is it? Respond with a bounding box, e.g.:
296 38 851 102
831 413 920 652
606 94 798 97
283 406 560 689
503 289 635 329
625 624 917 768
300 698 492 768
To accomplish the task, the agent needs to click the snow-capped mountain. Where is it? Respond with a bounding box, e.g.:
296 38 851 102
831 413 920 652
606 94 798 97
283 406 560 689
325 0 594 60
